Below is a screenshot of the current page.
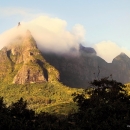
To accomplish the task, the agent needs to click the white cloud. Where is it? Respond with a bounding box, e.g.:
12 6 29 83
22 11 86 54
71 24 86 42
94 41 130 63
0 15 86 54
1 12 130 62
3 7 129 61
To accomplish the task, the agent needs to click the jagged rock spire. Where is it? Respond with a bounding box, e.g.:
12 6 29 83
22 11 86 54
0 30 48 84
18 22 21 27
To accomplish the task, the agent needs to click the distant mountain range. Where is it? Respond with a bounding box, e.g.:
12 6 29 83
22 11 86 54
42 44 130 88
0 30 130 88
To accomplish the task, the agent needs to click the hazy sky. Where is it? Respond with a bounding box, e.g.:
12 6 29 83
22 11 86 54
0 0 130 62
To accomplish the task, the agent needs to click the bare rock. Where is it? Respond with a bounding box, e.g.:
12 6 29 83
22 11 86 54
13 65 46 84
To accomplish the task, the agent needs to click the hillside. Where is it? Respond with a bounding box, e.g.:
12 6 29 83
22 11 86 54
0 30 60 84
0 29 130 114
0 29 82 114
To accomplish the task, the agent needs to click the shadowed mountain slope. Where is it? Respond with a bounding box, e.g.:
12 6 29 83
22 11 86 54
42 48 130 88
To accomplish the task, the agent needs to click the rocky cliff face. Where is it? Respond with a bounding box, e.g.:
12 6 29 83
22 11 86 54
42 47 130 88
0 29 130 88
0 30 59 84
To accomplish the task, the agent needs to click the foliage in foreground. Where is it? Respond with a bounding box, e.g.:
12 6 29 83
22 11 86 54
0 97 62 130
0 82 82 114
0 78 130 130
71 77 130 129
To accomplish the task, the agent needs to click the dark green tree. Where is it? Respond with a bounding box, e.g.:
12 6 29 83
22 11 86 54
9 98 34 120
71 77 130 129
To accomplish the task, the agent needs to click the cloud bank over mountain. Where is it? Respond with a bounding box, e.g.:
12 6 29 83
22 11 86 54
94 41 130 63
0 15 85 54
0 13 130 62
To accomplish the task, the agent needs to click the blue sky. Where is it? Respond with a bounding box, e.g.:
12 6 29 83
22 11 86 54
0 0 130 62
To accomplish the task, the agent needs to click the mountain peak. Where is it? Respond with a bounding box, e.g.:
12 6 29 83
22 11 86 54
112 52 130 65
22 30 37 50
115 52 129 59
0 31 49 84
79 44 96 55
25 30 32 38
120 52 126 55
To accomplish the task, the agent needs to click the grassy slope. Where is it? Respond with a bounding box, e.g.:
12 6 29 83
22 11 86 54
0 81 83 115
0 51 83 115
0 35 84 115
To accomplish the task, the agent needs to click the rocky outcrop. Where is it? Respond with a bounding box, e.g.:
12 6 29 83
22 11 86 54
79 44 96 55
13 64 46 84
0 30 50 84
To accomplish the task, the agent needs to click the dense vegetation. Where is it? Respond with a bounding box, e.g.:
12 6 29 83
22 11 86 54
71 77 130 129
0 82 82 114
0 77 130 129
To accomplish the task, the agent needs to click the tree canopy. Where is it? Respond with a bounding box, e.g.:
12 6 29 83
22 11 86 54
71 77 130 129
0 77 130 129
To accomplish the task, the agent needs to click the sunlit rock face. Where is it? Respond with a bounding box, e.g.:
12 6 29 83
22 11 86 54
0 30 47 84
13 65 46 84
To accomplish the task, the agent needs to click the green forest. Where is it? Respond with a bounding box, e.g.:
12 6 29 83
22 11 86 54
0 78 130 130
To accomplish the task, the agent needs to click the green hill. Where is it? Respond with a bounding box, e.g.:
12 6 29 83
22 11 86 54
1 28 130 115
0 29 83 115
0 82 82 114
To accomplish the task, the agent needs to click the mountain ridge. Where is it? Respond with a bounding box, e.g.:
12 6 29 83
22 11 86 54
0 30 130 88
0 29 130 114
42 46 130 88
